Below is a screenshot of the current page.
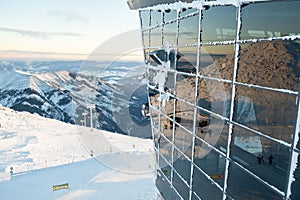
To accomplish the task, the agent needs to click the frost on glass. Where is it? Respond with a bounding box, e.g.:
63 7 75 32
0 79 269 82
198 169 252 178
164 9 177 23
194 140 226 187
201 6 236 42
192 166 224 200
195 110 229 153
163 21 177 47
226 161 283 200
174 146 192 184
234 85 296 144
230 125 289 193
197 79 231 118
178 14 199 45
200 44 235 80
237 40 300 91
150 10 162 27
177 46 197 73
179 7 198 18
140 10 150 29
241 1 300 40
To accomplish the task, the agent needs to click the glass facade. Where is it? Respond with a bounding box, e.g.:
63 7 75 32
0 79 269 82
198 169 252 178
137 0 300 199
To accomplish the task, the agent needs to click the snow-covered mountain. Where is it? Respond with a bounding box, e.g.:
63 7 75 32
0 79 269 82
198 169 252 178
0 60 151 138
0 106 156 199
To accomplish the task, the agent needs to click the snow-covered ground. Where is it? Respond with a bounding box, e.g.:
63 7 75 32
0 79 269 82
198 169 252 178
0 105 157 199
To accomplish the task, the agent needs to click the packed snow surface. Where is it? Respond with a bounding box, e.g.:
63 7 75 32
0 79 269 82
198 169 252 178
0 105 156 200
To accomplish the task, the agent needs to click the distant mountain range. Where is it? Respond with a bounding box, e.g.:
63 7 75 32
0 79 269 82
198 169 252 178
0 60 151 138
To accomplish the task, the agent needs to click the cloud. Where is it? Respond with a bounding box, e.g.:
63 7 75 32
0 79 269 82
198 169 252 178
0 27 83 39
47 10 88 23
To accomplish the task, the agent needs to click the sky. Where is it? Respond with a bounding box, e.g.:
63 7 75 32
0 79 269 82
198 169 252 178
0 0 141 60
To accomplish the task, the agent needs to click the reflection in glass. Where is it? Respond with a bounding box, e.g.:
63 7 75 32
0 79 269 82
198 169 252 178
159 135 172 164
173 170 190 200
160 114 173 142
150 27 162 47
235 85 296 143
241 1 300 40
174 126 193 159
163 21 177 47
175 100 195 132
153 127 159 148
178 14 199 45
197 79 231 118
150 10 162 26
176 73 196 103
201 6 236 42
148 68 159 86
140 10 150 29
237 40 300 91
158 154 172 181
164 9 177 22
227 162 283 200
192 166 223 200
174 147 191 184
194 140 226 187
231 125 289 193
177 46 197 73
200 44 235 80
195 110 228 153
150 103 159 129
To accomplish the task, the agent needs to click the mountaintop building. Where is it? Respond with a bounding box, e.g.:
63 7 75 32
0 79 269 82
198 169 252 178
128 0 300 199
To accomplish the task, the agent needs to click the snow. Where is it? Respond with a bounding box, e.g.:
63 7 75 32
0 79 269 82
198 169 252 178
0 106 156 199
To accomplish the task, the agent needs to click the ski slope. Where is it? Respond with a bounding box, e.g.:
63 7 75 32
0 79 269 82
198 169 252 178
0 105 157 199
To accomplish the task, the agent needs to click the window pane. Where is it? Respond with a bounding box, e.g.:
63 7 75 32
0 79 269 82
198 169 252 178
140 10 150 29
158 154 172 182
177 46 198 74
231 125 289 192
234 85 297 144
195 110 229 153
163 21 177 47
174 126 193 159
153 127 159 148
173 170 190 200
202 6 237 42
237 40 300 91
150 104 159 129
150 27 162 47
159 135 172 164
197 79 232 118
160 114 173 142
175 100 195 132
164 9 177 22
178 14 199 45
180 7 198 18
241 1 300 40
226 161 283 200
194 140 226 187
142 30 149 47
192 166 223 200
150 10 162 27
176 73 196 103
174 147 191 184
200 44 235 80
